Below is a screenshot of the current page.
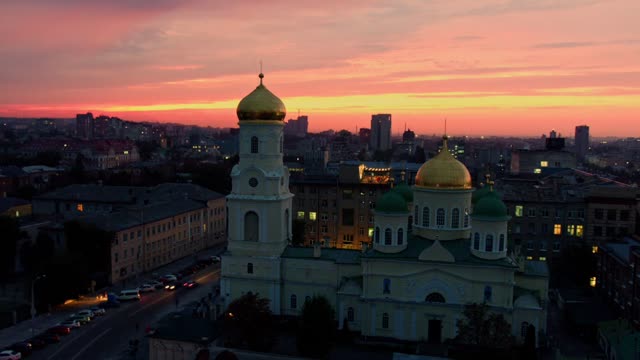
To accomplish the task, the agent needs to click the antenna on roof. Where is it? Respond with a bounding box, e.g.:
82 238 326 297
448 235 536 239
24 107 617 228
444 118 447 136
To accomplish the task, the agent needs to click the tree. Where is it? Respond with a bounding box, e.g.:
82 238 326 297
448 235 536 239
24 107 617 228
297 295 336 357
0 216 21 280
456 303 514 349
223 292 274 351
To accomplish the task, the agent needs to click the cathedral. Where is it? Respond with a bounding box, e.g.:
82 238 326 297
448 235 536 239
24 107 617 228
220 74 548 345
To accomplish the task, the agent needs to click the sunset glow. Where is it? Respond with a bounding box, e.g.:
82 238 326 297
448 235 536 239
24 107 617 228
1 0 639 136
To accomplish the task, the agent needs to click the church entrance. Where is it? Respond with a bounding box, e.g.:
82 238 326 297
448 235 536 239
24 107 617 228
428 319 442 344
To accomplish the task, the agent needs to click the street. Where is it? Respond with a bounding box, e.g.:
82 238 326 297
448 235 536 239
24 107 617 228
23 268 220 360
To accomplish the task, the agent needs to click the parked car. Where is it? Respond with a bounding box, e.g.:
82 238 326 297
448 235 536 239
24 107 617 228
164 282 177 291
89 306 106 316
59 320 81 329
148 280 164 289
138 284 155 293
75 309 95 319
117 290 141 301
36 333 60 344
47 325 71 335
0 350 21 360
211 255 221 263
8 343 31 357
26 337 47 350
68 314 91 324
98 300 120 309
182 280 198 289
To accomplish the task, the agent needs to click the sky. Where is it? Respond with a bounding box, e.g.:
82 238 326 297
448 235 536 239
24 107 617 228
0 0 639 137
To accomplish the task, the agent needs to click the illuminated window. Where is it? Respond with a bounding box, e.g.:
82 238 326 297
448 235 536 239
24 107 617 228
297 211 305 220
590 276 597 288
576 225 583 237
77 203 84 212
534 168 542 174
540 161 548 167
368 228 374 237
592 245 598 254
526 256 533 260
553 224 562 235
309 212 317 221
15 211 20 217
566 225 575 236
539 257 547 261
515 205 523 217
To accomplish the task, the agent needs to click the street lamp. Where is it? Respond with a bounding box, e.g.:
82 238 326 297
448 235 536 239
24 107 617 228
31 274 46 335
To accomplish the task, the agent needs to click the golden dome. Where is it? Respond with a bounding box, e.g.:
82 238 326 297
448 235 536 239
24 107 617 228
415 136 472 190
236 73 286 121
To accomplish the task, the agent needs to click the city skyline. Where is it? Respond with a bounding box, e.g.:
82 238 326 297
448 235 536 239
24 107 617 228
1 1 639 136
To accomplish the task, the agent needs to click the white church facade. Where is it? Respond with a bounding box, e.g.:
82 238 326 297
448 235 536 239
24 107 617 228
220 74 548 344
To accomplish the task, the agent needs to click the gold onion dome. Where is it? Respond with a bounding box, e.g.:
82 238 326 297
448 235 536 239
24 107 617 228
415 136 472 190
236 73 287 121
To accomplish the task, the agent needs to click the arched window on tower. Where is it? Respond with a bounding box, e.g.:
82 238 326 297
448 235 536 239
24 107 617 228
247 263 254 274
384 228 392 245
375 227 380 243
464 208 470 227
382 313 389 329
422 207 430 227
499 234 505 251
436 208 445 226
484 286 493 302
451 208 460 228
251 136 259 153
284 209 290 241
244 211 259 241
280 135 283 153
397 228 404 245
485 234 494 252
414 206 419 225
347 307 355 322
474 233 480 250
408 216 413 232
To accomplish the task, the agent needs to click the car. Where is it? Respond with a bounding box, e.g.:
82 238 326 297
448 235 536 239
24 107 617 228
89 306 106 316
164 282 178 291
8 343 31 357
211 255 221 263
59 320 81 329
68 314 91 324
36 332 60 344
26 337 47 350
159 274 177 283
98 300 120 309
182 280 198 289
148 280 164 289
117 289 141 301
0 349 21 360
47 325 71 335
75 309 95 319
138 284 155 293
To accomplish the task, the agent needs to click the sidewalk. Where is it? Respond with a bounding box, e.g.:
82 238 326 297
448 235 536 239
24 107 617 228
0 245 226 348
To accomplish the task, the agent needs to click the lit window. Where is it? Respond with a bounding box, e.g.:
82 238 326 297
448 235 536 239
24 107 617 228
540 161 548 167
15 211 20 217
576 225 583 237
553 224 562 235
77 203 84 212
590 276 597 288
592 245 598 254
368 228 374 237
297 211 305 220
309 212 317 221
526 256 533 260
515 205 523 217
567 225 575 236
534 168 542 174
539 257 547 261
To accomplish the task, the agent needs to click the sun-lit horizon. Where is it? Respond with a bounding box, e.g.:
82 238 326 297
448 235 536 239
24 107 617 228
1 0 639 137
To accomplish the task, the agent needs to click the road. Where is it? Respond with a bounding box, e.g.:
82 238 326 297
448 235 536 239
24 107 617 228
26 267 220 360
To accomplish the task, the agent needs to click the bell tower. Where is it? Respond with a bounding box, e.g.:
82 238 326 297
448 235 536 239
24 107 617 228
221 73 292 314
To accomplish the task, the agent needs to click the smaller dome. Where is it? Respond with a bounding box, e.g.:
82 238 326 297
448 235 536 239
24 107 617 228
472 191 508 220
375 191 408 213
472 185 498 204
236 73 286 121
392 183 413 202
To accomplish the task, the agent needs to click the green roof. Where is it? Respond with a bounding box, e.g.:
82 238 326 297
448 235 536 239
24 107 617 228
392 183 413 202
282 246 362 264
472 185 491 204
362 234 518 269
375 191 408 214
472 191 509 220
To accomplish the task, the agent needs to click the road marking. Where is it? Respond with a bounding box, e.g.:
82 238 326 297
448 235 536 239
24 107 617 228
128 269 220 317
47 327 111 360
69 327 112 360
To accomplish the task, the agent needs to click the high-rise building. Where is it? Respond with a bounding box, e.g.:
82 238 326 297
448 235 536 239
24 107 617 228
369 114 392 151
75 112 94 140
284 115 308 137
575 125 589 162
